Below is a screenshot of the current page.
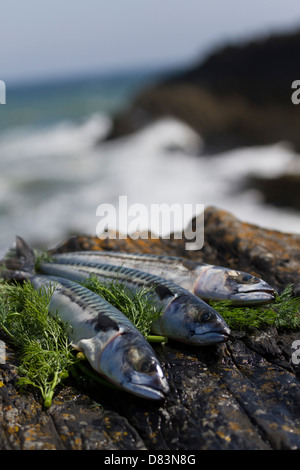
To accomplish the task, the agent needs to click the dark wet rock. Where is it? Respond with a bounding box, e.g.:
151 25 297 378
1 206 300 450
104 27 300 153
166 28 300 107
248 173 300 210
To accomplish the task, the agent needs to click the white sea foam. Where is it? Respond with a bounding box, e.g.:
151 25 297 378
0 115 299 257
0 113 110 162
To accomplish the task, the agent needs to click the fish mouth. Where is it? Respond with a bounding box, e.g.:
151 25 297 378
233 288 277 304
191 327 231 345
127 382 169 400
198 330 231 342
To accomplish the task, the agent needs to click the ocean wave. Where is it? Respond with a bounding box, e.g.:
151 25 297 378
0 115 299 257
0 113 111 162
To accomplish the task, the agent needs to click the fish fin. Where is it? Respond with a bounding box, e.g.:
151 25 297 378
76 338 100 371
154 284 174 300
0 236 35 281
15 236 36 272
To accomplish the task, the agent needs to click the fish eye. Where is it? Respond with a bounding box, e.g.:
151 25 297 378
238 274 258 284
136 359 157 374
228 271 258 284
201 311 211 322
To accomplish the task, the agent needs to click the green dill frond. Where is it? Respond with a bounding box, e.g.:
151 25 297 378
0 280 78 407
81 276 164 340
271 284 300 329
0 274 167 407
209 284 300 331
34 249 54 271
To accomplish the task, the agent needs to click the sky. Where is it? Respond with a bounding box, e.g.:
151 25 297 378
2 0 300 84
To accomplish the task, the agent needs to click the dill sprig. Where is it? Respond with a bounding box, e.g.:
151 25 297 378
34 249 54 271
81 275 166 342
209 284 300 331
0 280 78 408
0 275 166 407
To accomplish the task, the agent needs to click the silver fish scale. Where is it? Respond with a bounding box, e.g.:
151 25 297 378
40 275 138 331
38 260 232 347
52 251 277 306
51 260 189 297
56 251 180 263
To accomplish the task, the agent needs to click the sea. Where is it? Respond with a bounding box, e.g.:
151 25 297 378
1 68 300 257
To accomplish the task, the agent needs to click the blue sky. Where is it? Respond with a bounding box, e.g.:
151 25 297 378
2 0 300 84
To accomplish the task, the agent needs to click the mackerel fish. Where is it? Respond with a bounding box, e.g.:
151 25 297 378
4 238 170 400
51 251 276 305
38 257 231 345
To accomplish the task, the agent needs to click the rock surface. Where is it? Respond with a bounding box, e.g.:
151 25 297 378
1 206 300 450
249 173 300 211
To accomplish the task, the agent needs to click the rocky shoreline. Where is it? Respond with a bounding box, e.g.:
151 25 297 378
1 206 300 450
104 27 300 154
101 27 300 217
249 173 300 211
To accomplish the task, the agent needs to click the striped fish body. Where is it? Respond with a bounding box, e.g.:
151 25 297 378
38 260 231 346
29 274 169 400
52 252 195 289
30 274 135 348
51 251 276 305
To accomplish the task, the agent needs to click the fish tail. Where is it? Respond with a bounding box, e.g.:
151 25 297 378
0 236 35 281
15 236 36 271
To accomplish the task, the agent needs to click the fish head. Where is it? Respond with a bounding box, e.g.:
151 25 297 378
194 265 277 305
152 293 231 345
99 330 169 400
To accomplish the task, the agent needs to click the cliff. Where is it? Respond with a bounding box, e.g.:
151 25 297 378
105 27 300 153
